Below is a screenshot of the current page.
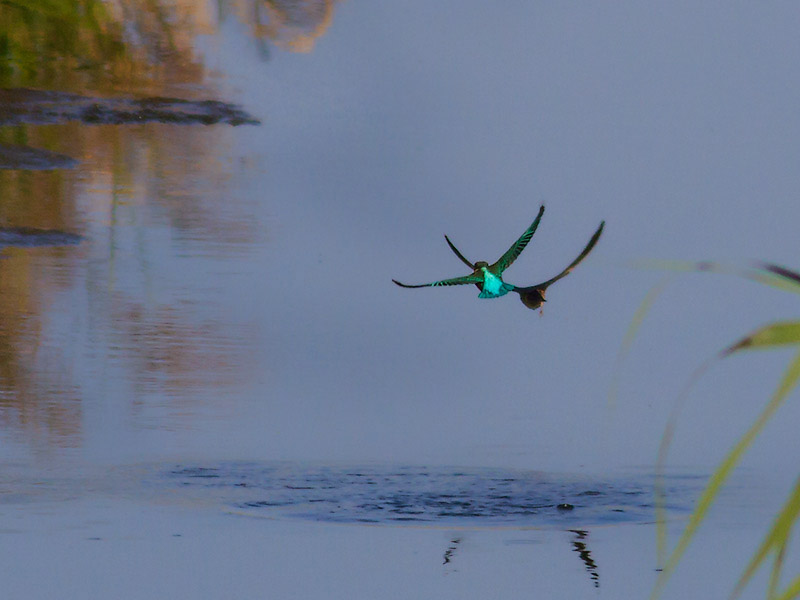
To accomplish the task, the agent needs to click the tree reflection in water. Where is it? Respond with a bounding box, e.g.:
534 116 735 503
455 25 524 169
0 1 340 449
0 0 339 92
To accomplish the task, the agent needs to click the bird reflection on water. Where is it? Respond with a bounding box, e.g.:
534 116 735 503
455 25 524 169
569 529 600 588
442 531 600 588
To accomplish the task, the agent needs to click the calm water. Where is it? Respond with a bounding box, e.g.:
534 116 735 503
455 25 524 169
1 2 800 598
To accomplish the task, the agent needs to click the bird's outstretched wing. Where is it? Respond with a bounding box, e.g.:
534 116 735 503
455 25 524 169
533 221 605 290
392 274 484 289
444 235 475 269
489 205 545 274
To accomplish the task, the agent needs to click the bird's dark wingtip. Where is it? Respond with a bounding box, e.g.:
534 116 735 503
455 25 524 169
392 279 422 289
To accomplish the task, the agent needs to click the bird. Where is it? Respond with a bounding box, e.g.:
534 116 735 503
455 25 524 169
393 207 604 311
507 221 604 310
443 219 604 310
392 205 546 299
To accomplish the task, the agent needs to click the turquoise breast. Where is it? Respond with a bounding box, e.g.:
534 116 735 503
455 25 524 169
479 270 512 298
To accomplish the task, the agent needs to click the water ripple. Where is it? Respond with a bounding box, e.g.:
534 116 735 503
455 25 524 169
167 463 697 527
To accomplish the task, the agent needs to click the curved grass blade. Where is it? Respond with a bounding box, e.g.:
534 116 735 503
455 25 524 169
613 260 800 411
729 475 800 600
773 574 800 600
758 263 800 296
630 259 800 294
768 543 787 600
654 356 719 567
608 274 677 411
651 347 800 600
723 321 800 354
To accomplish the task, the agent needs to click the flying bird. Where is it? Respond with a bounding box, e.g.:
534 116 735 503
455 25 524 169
392 205 546 299
393 206 604 310
443 219 604 310
507 221 604 310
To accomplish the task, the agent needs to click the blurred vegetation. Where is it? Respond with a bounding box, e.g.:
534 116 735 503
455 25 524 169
0 1 336 446
615 262 800 599
0 0 156 92
0 0 339 92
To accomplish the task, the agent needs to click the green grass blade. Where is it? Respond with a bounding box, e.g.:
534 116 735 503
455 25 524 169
608 274 676 410
767 543 787 600
651 347 800 600
724 322 800 354
654 356 719 567
629 259 800 294
773 574 800 600
758 263 800 296
730 476 800 600
612 263 800 411
629 259 742 274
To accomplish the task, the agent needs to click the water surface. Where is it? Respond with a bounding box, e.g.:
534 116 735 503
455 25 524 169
2 2 800 598
169 462 697 526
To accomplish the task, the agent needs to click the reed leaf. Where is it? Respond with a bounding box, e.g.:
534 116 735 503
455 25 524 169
651 347 800 600
730 476 800 600
724 322 800 354
613 262 800 413
654 357 717 567
768 544 787 600
773 574 800 600
629 259 800 294
758 264 800 296
618 257 800 599
608 274 676 410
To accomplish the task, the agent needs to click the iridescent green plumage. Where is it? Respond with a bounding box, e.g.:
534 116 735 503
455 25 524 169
393 206 604 310
392 205 545 298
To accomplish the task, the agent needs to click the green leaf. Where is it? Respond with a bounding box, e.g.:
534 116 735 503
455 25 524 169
724 321 800 354
767 543 787 600
654 357 718 567
773 574 800 600
629 259 800 294
608 274 676 410
613 262 800 410
729 476 800 599
651 347 800 600
758 263 800 296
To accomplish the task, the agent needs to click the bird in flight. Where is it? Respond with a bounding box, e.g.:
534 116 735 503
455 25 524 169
392 205 546 299
392 206 604 310
506 221 603 310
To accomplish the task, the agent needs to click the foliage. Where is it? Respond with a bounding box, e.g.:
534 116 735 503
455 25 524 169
616 261 800 600
0 0 125 88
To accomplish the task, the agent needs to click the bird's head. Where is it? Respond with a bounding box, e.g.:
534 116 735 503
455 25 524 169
518 287 546 310
474 260 489 269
